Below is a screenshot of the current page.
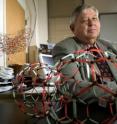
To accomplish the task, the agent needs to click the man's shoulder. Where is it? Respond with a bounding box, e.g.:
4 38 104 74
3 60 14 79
98 39 116 48
98 39 117 54
98 39 110 45
56 37 76 46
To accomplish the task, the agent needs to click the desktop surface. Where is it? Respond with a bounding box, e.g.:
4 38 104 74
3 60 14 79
0 90 52 124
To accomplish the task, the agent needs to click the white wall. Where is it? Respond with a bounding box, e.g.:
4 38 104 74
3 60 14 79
0 0 4 34
25 0 36 46
36 0 48 46
0 0 6 66
25 0 48 47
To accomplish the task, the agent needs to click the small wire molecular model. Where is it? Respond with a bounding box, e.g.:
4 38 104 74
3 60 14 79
0 29 31 55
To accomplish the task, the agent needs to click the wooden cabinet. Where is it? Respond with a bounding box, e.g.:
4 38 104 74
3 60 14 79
6 0 26 65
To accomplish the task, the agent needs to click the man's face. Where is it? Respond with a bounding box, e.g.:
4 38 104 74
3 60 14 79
72 8 100 44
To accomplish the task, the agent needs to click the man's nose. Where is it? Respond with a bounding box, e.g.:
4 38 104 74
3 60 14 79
88 19 95 26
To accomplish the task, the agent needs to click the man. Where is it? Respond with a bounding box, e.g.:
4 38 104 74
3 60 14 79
52 4 117 123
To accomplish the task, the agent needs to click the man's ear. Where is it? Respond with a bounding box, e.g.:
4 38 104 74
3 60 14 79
70 24 74 32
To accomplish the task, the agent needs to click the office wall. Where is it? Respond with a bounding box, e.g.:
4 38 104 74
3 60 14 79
100 13 117 49
85 0 117 48
48 17 73 43
6 0 26 65
24 0 48 47
85 0 117 13
48 0 82 43
48 0 117 44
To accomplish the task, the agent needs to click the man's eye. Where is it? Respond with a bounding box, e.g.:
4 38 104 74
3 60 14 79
81 19 88 23
93 17 98 20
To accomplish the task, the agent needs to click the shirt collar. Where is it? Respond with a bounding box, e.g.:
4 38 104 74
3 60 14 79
73 37 99 49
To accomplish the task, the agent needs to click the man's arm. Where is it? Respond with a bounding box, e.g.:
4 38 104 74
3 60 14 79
52 44 98 102
52 42 117 102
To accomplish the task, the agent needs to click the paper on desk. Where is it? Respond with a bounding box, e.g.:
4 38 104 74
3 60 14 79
0 81 12 85
0 86 12 92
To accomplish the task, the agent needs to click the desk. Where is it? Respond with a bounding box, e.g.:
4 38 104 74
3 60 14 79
0 91 48 124
1 91 117 124
0 91 25 124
